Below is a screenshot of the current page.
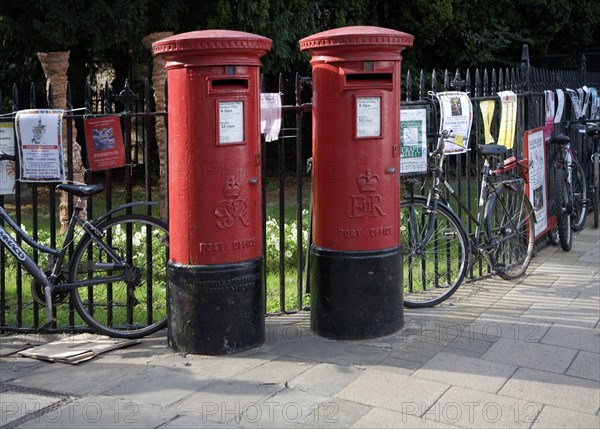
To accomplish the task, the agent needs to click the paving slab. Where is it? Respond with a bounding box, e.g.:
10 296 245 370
351 406 455 428
481 337 578 374
102 365 215 407
467 314 551 343
412 351 516 393
160 413 237 428
499 367 600 414
298 398 372 428
286 362 362 397
235 386 331 428
5 360 148 396
520 302 599 328
540 324 600 353
14 394 178 429
0 358 47 383
531 405 600 429
173 381 283 424
432 386 542 428
0 386 67 427
565 350 600 382
336 368 449 414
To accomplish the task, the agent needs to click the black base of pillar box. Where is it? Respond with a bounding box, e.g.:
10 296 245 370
309 246 403 340
167 258 264 355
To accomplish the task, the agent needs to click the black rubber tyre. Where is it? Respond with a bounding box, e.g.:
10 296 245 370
485 184 535 280
554 168 573 251
70 215 169 339
571 161 587 232
401 197 470 308
548 228 560 246
593 153 599 229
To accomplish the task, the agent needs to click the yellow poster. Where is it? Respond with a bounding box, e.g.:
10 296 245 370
497 91 517 149
479 100 496 144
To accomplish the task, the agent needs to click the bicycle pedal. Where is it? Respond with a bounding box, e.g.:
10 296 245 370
40 319 57 331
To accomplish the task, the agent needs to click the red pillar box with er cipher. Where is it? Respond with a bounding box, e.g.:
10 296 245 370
300 26 413 340
153 30 272 355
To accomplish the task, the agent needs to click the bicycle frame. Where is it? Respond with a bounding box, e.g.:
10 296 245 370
0 197 158 325
417 146 526 265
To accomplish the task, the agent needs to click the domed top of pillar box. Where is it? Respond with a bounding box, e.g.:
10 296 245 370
299 26 414 63
152 29 272 67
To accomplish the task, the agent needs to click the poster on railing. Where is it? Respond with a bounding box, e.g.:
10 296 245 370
591 87 599 120
580 87 591 118
479 100 496 144
566 88 587 133
260 93 282 142
14 109 65 182
544 90 555 141
399 108 427 175
497 91 517 150
554 89 565 124
83 115 126 171
524 127 548 238
433 91 472 154
566 88 582 118
0 122 16 194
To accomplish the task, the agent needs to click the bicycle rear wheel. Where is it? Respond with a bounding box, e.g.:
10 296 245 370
571 161 587 231
593 152 599 229
554 168 573 250
70 214 169 339
401 197 470 308
485 184 534 279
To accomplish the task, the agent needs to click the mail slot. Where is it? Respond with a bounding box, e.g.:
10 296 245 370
300 26 413 340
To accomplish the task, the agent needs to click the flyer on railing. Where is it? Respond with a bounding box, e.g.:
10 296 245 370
497 91 517 150
260 93 282 142
83 115 126 171
591 87 599 120
433 91 472 154
479 100 496 144
399 108 427 176
524 127 548 238
14 109 65 182
0 122 16 194
544 90 555 141
554 89 565 124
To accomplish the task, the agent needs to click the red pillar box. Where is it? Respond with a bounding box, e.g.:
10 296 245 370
300 26 413 339
153 30 271 354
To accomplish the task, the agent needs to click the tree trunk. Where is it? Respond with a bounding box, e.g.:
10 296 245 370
142 32 173 223
37 51 86 231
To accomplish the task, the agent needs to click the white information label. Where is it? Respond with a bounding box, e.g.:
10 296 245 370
219 101 244 144
356 97 381 138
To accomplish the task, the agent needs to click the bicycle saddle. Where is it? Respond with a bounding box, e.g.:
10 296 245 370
550 133 570 145
586 124 600 138
56 183 105 198
477 144 507 157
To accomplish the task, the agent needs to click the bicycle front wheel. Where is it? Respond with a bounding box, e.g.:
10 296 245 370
485 184 535 279
554 168 573 250
571 161 587 231
401 197 470 308
70 214 169 339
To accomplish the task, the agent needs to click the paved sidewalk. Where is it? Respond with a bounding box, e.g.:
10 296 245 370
1 219 599 428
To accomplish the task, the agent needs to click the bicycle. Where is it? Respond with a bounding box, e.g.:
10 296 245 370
401 130 536 308
0 152 169 338
586 122 600 228
548 125 588 250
